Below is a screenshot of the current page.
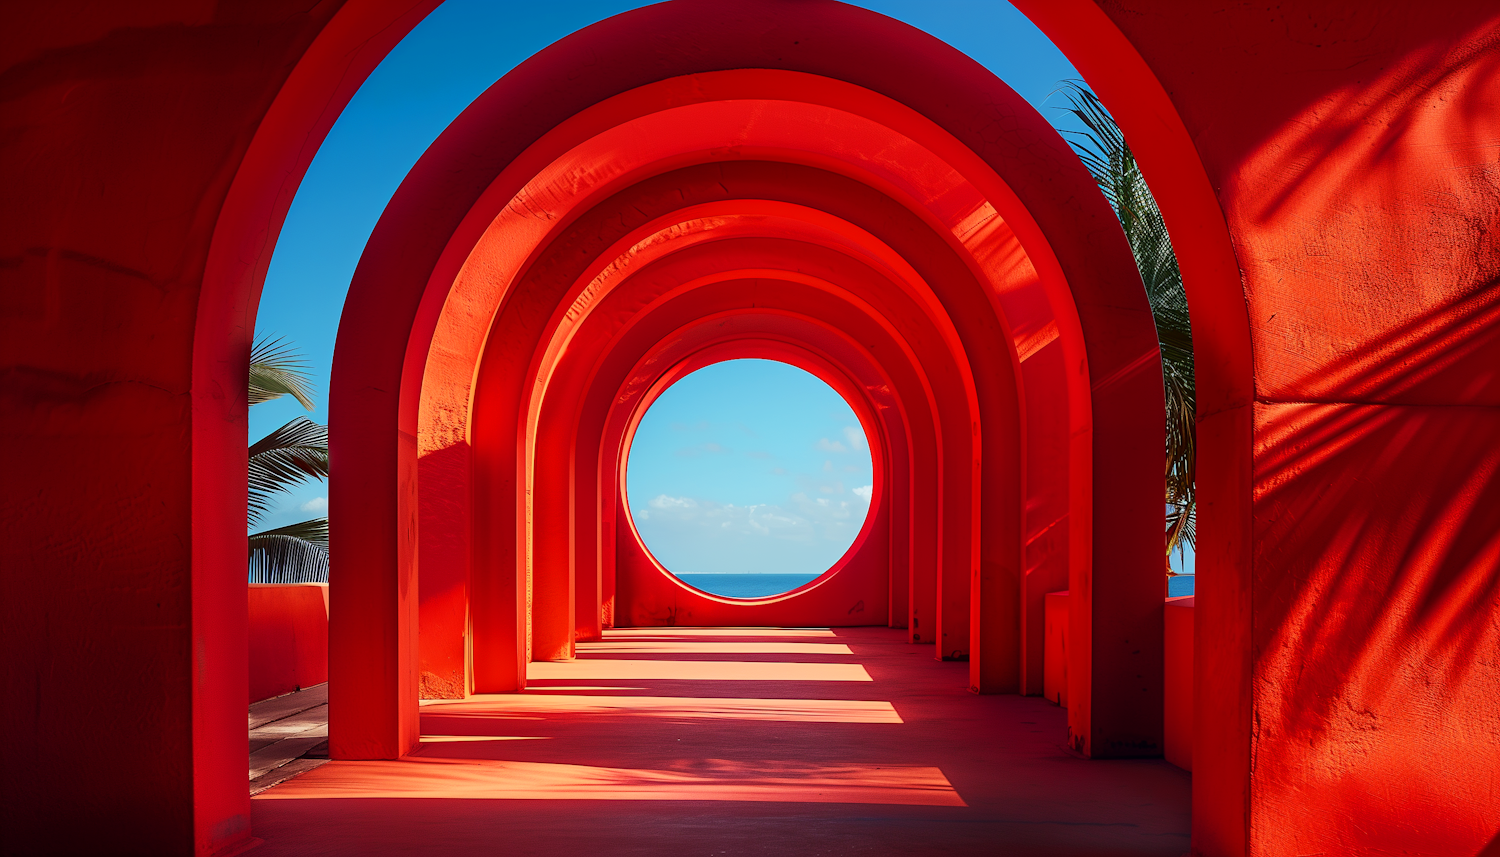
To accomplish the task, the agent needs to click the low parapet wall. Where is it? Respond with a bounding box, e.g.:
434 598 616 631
249 583 329 703
1163 595 1194 771
1045 590 1194 771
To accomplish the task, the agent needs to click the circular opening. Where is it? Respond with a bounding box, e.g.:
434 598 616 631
625 358 876 599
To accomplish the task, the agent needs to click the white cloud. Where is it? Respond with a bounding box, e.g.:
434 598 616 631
852 485 873 502
843 425 867 451
299 496 328 513
632 489 867 565
650 494 698 509
816 437 849 453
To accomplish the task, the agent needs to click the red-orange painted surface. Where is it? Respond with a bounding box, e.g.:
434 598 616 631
607 335 895 630
1 4 434 854
7 1 1498 854
1163 596 1194 772
1017 1 1500 852
248 584 330 704
342 3 1162 769
251 628 1191 855
1043 590 1070 710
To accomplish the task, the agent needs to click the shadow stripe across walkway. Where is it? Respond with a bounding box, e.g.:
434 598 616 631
251 627 1188 856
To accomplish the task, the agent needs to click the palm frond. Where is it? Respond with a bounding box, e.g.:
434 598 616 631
248 417 328 527
249 336 317 409
249 518 329 583
1165 500 1197 564
1052 80 1197 558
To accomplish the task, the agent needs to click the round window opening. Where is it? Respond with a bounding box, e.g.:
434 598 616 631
626 358 876 599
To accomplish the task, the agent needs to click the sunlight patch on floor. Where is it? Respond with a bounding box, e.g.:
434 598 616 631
601 627 837 638
575 641 855 655
423 694 902 723
527 659 873 682
255 757 964 806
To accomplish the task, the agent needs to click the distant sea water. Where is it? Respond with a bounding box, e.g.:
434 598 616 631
673 573 1195 599
675 573 821 599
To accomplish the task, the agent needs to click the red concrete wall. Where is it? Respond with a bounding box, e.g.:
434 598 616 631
1043 591 1070 709
0 4 433 855
1019 1 1500 853
248 584 330 703
1163 596 1194 772
1046 589 1192 771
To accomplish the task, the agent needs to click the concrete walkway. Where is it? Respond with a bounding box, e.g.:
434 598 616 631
250 627 1189 856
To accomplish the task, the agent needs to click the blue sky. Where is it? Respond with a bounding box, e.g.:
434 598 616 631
626 359 874 575
248 0 1193 574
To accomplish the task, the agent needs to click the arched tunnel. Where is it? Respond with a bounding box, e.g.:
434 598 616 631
328 15 1163 765
4 2 1498 855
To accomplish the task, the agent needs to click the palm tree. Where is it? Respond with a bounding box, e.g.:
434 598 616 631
1053 81 1196 571
248 337 330 582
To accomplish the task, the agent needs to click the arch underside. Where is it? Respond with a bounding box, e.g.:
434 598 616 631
332 26 1163 765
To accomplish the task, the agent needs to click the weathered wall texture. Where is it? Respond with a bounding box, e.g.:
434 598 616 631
1023 1 1500 853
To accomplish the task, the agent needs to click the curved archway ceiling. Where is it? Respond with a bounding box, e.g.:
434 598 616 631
331 4 1162 762
416 67 1115 679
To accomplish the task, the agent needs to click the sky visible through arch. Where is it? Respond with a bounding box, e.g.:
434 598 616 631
627 360 875 577
248 0 1194 575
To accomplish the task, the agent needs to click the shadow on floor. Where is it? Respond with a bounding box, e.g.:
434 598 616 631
250 627 1189 856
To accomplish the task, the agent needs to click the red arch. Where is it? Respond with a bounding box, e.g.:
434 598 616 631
469 207 981 678
579 278 938 634
614 337 893 616
589 300 927 627
490 199 981 657
565 268 934 641
331 0 1161 767
1007 4 1255 850
403 73 1118 708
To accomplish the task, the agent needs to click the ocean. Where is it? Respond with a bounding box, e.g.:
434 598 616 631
675 573 820 598
675 573 1197 599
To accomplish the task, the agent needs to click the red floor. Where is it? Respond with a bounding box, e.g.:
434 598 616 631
251 627 1189 855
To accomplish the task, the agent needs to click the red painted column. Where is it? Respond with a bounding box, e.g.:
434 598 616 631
415 437 472 697
0 2 433 853
561 293 928 627
527 387 577 661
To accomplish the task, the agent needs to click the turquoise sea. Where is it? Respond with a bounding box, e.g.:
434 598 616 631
675 573 1197 600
